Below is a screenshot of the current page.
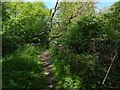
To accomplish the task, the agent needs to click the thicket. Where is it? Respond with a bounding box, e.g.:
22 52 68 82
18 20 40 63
2 45 48 88
2 2 50 88
2 1 120 89
2 2 50 56
49 1 120 89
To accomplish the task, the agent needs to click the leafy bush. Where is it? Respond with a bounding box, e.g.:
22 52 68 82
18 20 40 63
2 45 47 88
63 75 82 88
50 1 120 89
2 2 50 56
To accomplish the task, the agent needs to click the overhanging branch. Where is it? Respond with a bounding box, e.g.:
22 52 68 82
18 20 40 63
36 0 59 36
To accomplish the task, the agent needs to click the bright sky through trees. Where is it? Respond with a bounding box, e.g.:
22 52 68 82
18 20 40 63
25 0 117 9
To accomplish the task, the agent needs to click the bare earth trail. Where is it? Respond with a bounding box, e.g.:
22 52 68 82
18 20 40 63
39 50 56 89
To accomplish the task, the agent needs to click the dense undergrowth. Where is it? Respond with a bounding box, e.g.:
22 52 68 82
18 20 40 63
49 1 120 89
2 1 120 89
2 45 48 88
2 2 49 89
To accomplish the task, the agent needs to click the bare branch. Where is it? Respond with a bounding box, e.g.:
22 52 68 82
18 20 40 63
50 0 59 28
103 85 120 89
36 0 59 36
50 34 62 39
102 51 118 84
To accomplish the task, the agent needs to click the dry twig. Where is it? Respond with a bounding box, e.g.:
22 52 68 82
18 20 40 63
102 51 118 84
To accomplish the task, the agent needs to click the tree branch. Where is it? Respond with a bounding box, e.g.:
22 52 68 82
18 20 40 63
36 0 59 36
103 85 120 89
65 2 93 25
102 51 118 84
50 0 59 28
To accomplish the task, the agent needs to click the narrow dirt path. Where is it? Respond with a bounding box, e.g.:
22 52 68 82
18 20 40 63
39 50 56 89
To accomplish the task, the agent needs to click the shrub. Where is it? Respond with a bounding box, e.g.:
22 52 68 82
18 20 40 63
2 2 50 56
2 45 47 88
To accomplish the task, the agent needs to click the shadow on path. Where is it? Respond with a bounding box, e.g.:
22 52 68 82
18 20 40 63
38 50 56 89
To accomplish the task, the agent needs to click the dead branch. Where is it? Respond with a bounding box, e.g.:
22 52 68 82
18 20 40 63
103 85 120 89
36 0 59 36
50 34 62 39
102 51 118 85
50 0 59 28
